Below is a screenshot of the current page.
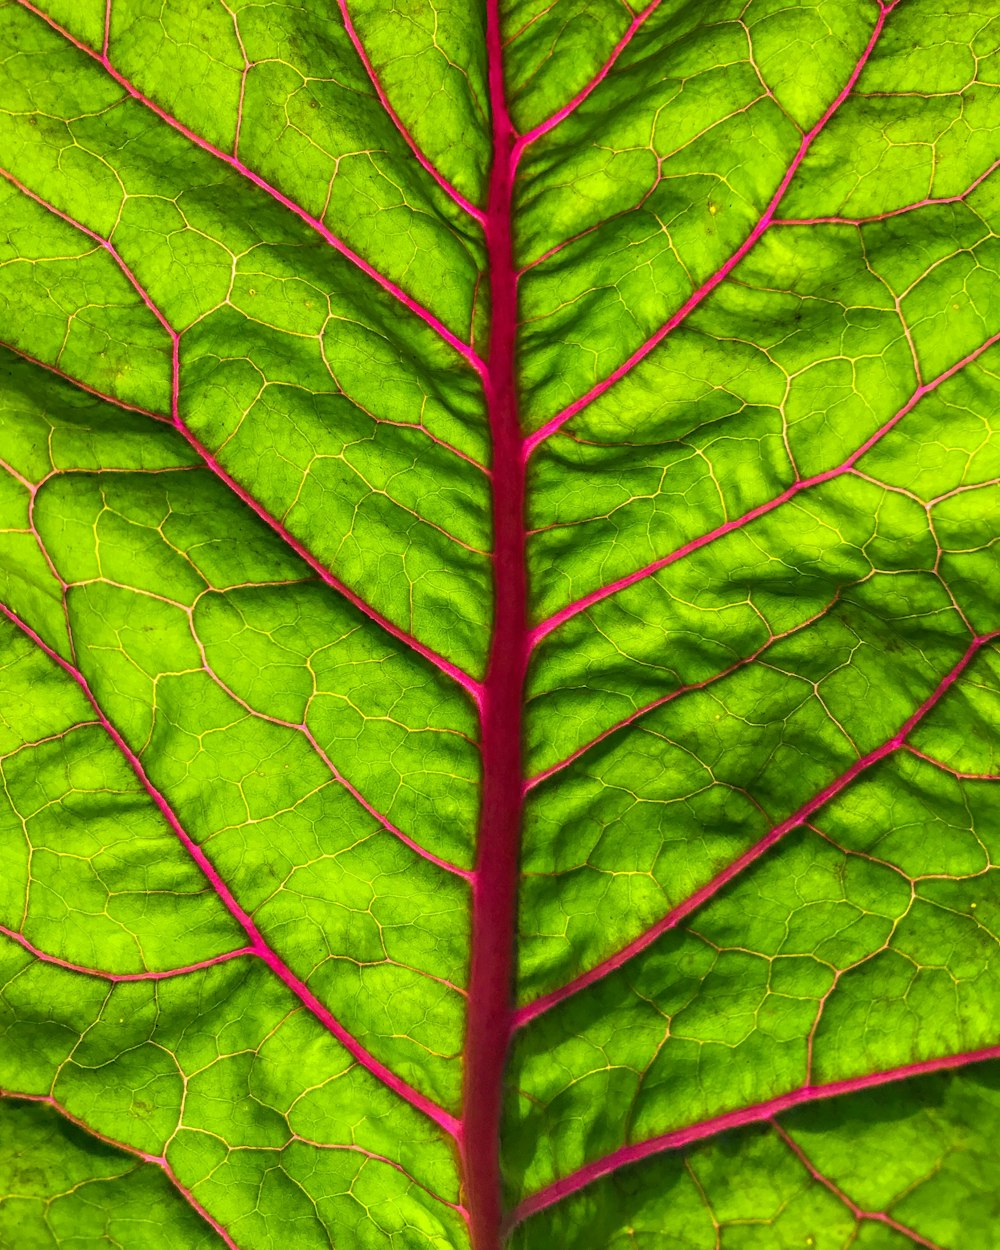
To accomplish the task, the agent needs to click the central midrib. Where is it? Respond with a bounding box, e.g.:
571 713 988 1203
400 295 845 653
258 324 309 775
460 5 525 1248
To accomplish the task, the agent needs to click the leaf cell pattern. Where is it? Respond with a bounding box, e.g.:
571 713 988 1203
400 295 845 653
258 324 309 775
0 0 999 1247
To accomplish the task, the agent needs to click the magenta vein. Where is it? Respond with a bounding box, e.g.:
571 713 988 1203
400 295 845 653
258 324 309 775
522 3 890 456
177 420 483 703
904 744 1000 782
513 0 664 155
13 0 485 375
0 600 460 1138
0 167 482 702
504 1041 1000 1230
0 1088 243 1249
525 603 834 790
0 924 255 982
458 5 527 1246
0 339 170 423
772 1122 945 1250
772 155 1000 227
292 1135 469 1218
337 0 485 223
377 414 490 474
194 660 474 879
514 632 996 1027
530 327 1000 646
297 725 474 879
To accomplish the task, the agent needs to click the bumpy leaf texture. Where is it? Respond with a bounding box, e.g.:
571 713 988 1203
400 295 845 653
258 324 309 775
0 0 999 1247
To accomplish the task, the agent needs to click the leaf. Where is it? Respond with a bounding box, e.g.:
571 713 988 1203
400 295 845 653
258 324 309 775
0 0 998 1247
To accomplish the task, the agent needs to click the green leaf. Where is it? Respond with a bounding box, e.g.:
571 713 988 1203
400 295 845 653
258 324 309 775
0 1 998 1247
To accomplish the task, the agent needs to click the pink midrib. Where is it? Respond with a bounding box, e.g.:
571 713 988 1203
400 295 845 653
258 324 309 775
458 4 526 1248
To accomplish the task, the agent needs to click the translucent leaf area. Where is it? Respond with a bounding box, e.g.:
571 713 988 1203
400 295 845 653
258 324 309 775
0 1 998 1247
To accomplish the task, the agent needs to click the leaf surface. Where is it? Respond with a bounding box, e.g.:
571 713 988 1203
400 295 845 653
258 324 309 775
0 0 999 1247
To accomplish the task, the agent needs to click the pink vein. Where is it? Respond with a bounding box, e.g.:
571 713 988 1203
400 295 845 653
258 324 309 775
194 656 473 879
337 0 485 223
525 603 834 790
514 632 996 1027
0 924 255 981
772 1122 946 1249
905 744 1000 782
504 1042 1000 1229
296 728 473 880
522 3 890 456
292 1134 468 1217
0 600 460 1138
13 0 485 375
457 5 527 1244
530 327 1000 646
0 339 169 423
513 0 664 155
0 1089 243 1249
0 166 482 702
176 421 483 703
772 155 1000 226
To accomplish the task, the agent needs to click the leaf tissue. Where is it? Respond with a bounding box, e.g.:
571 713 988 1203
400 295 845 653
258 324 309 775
0 0 999 1246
